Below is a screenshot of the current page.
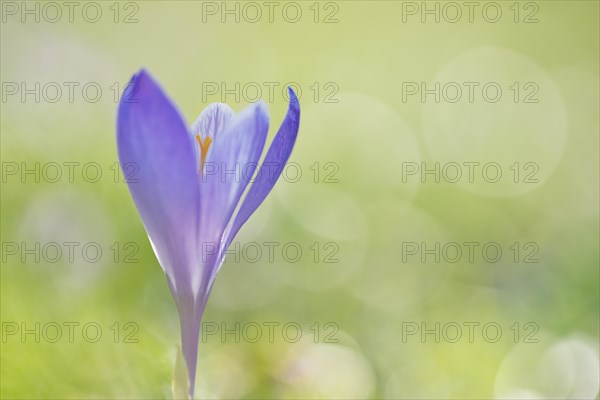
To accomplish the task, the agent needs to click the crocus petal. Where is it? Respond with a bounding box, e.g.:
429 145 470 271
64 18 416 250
195 101 269 294
117 68 201 292
199 101 270 243
224 87 300 249
191 102 235 140
116 69 203 398
190 103 235 172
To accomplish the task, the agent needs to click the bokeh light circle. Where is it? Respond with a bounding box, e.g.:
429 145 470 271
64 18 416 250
422 46 567 197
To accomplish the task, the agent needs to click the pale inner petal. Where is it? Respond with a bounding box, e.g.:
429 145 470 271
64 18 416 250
191 103 235 172
191 102 234 140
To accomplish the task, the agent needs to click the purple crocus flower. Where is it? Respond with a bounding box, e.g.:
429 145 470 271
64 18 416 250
116 69 300 398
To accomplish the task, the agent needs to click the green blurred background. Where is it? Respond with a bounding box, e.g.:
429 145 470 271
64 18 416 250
1 1 598 398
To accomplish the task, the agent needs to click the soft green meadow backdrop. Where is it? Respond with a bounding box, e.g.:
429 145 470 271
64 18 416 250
1 1 598 398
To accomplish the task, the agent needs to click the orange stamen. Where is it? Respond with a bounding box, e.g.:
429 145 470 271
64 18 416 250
195 134 212 171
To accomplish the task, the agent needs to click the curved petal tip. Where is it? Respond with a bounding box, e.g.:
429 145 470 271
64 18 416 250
286 87 300 124
223 86 300 248
287 86 299 104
